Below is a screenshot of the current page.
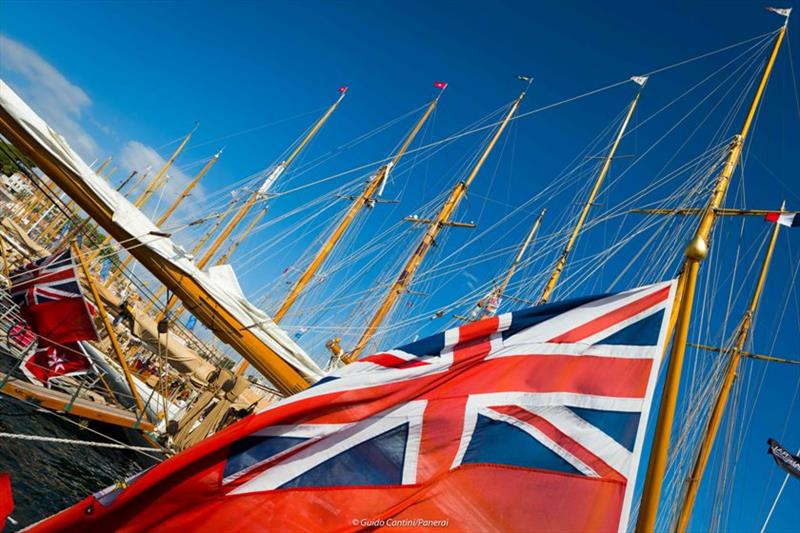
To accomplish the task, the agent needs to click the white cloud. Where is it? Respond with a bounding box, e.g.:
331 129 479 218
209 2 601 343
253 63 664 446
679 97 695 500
0 35 206 236
0 34 100 158
117 140 207 229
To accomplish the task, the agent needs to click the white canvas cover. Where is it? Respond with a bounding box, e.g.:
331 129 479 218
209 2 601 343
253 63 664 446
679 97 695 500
0 79 323 382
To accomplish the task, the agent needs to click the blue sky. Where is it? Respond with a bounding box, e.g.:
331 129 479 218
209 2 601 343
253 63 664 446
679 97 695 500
1 1 799 531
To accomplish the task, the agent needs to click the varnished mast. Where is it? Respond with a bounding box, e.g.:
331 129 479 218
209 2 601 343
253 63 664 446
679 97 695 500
675 203 784 532
158 87 347 318
470 208 545 321
343 78 531 363
539 77 645 303
635 18 787 532
133 124 197 209
108 149 221 282
90 126 197 264
141 198 237 314
235 84 445 376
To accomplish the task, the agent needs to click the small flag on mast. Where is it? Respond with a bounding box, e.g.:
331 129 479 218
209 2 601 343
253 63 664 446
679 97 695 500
764 211 800 227
631 75 649 87
338 86 348 93
766 7 792 18
517 75 532 82
434 81 448 90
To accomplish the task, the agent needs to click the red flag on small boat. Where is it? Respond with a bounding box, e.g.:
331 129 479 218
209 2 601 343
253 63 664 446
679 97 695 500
31 281 676 532
10 249 97 385
434 81 448 89
21 342 92 386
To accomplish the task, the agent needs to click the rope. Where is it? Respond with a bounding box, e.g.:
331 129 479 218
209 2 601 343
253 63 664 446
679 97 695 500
0 431 156 451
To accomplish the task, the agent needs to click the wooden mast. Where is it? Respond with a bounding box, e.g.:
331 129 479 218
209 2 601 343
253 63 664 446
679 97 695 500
235 85 444 376
538 79 644 304
108 149 221 283
0 104 313 396
170 204 269 323
674 204 783 533
470 208 545 321
141 199 237 314
158 87 347 319
635 21 787 533
90 126 197 264
133 124 197 209
73 241 146 415
343 78 531 363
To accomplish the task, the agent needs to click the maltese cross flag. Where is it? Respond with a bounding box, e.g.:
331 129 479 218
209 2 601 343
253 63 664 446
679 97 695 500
35 280 676 533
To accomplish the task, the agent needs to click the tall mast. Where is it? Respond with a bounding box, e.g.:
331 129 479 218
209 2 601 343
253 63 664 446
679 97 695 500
215 204 267 265
95 156 113 175
141 199 237 314
107 149 221 283
539 78 644 304
235 84 445 376
159 87 347 318
470 208 545 321
123 167 150 199
133 124 197 209
89 126 196 264
343 78 531 362
675 204 783 532
170 204 270 324
636 19 787 532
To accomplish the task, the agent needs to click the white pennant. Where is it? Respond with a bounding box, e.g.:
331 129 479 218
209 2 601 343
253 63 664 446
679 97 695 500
630 76 649 87
767 7 792 17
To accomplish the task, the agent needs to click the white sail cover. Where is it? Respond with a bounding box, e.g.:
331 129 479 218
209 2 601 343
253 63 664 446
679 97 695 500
0 79 323 382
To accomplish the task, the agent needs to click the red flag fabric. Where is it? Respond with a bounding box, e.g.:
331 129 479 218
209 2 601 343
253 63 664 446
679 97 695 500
339 86 348 93
434 81 448 89
32 281 676 533
0 472 12 527
21 341 92 385
10 248 98 346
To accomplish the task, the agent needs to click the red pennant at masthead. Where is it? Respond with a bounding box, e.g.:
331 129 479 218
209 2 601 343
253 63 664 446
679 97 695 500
434 81 448 89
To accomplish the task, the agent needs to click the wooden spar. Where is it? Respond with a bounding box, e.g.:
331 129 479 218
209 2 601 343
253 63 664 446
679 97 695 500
631 207 800 217
115 170 138 193
635 24 786 533
0 109 312 395
73 241 146 415
689 343 800 366
538 82 643 304
134 125 197 209
215 204 267 265
170 204 269 324
0 238 10 284
141 199 237 314
159 88 346 319
95 156 113 175
675 204 782 532
344 80 530 362
495 209 545 303
0 371 156 431
235 88 443 376
123 168 150 199
89 126 197 264
108 149 221 283
469 208 545 321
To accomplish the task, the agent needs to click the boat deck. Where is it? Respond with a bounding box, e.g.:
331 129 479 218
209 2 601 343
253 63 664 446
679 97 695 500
0 372 156 432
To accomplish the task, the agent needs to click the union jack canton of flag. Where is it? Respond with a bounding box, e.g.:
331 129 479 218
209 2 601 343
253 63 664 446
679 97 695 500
36 280 676 533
